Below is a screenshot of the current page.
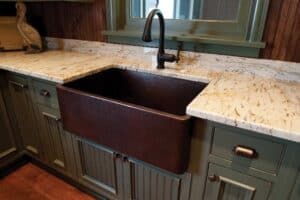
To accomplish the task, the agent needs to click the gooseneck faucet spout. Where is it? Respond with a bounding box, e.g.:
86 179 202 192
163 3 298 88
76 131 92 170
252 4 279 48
142 9 178 69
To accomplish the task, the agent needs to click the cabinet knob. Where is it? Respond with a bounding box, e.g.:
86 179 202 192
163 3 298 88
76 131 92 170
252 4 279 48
208 174 220 182
40 89 50 97
233 145 258 159
114 153 122 159
123 156 129 162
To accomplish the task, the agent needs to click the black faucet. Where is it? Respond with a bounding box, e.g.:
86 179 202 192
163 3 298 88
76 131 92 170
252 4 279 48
142 9 178 69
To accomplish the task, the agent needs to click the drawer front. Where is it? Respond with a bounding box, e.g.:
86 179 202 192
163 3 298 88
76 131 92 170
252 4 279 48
32 80 58 109
7 74 29 89
211 127 285 175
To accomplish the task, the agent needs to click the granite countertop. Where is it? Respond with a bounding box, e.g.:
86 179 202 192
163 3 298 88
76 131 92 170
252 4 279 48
0 38 299 143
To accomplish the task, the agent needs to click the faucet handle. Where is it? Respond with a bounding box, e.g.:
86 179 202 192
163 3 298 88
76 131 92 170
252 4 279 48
176 42 183 63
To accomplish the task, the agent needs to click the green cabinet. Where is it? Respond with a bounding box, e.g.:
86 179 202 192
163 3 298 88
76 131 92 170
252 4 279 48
290 170 300 200
72 135 190 200
203 122 300 200
35 104 76 177
72 136 125 200
7 74 41 157
2 72 76 178
0 89 17 162
125 159 191 200
1 71 300 200
204 163 271 200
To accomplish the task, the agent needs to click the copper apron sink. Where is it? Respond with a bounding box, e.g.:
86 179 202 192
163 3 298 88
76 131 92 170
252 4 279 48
57 68 207 174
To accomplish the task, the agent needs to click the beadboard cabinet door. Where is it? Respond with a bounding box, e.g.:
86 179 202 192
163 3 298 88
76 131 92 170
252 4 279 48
124 159 191 200
7 74 41 157
204 163 271 200
0 90 17 161
72 136 125 200
36 104 76 178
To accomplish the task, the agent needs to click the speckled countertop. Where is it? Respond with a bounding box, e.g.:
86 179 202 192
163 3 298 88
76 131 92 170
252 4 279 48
0 38 299 143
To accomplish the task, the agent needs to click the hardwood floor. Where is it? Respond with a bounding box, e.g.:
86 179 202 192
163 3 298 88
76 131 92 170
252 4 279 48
0 163 95 200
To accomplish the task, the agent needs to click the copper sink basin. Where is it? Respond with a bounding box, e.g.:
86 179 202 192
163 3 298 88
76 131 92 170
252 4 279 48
57 68 207 174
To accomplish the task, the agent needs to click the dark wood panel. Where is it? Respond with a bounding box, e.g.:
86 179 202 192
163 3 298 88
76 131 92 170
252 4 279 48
260 0 300 62
26 0 107 42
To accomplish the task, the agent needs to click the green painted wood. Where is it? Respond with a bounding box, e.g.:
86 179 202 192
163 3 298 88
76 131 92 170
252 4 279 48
128 159 181 200
2 71 300 200
266 142 300 200
211 126 285 175
290 169 300 200
206 121 300 200
187 120 213 200
72 136 123 200
35 104 76 177
103 30 266 48
6 73 41 157
0 72 23 151
32 79 59 109
204 163 271 200
0 87 17 160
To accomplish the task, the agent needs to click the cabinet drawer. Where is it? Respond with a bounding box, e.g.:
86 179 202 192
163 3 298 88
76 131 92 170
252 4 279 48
211 127 285 175
7 74 29 89
32 80 58 109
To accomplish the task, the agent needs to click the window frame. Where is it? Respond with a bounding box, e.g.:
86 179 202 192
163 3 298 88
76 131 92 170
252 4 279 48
104 0 270 57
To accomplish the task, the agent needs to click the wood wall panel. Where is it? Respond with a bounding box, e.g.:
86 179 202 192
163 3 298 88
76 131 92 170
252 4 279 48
26 0 107 42
260 0 300 62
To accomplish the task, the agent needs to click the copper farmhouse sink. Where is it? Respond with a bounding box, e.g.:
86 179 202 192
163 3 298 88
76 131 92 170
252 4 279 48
57 68 207 174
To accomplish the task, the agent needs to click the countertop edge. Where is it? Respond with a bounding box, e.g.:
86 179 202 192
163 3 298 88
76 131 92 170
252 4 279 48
186 106 300 143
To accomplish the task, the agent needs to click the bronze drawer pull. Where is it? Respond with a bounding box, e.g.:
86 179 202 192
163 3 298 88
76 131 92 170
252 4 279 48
233 145 258 159
42 112 60 121
9 80 27 88
40 89 50 97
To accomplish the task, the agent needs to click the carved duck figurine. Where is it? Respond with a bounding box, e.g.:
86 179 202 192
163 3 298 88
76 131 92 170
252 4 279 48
16 2 42 53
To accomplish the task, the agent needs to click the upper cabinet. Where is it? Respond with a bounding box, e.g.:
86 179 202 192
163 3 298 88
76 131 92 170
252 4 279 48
104 0 270 57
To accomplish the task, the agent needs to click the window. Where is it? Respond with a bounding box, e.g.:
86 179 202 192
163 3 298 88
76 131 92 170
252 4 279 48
104 0 270 57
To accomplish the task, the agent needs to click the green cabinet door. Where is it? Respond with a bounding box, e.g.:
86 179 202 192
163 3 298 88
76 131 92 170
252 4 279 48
0 91 17 162
204 163 271 200
72 136 124 200
7 74 41 157
290 170 300 200
123 159 191 200
35 104 76 178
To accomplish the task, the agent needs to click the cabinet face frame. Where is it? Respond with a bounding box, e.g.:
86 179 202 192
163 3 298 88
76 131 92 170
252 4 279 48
6 74 41 157
0 89 17 160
